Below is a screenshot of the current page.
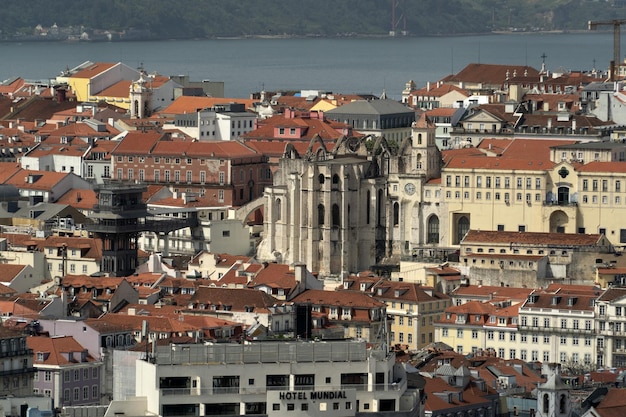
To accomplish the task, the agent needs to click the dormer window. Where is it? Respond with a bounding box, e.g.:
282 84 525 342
61 136 68 144
36 352 44 361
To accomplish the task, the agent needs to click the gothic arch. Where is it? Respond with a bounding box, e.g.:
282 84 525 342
457 216 470 243
427 215 440 244
274 198 281 222
283 143 300 159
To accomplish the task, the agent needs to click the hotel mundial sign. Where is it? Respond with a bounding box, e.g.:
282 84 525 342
267 389 357 417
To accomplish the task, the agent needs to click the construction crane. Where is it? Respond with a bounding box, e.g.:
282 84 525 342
588 19 626 81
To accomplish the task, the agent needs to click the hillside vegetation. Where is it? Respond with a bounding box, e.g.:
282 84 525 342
1 0 625 39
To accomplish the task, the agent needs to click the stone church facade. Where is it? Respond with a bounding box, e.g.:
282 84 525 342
257 117 449 279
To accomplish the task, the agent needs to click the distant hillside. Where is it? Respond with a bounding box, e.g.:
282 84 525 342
1 0 625 40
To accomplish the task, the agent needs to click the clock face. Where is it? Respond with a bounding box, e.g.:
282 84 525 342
404 183 416 195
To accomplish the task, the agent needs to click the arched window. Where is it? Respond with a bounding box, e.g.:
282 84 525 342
332 204 340 227
318 204 325 226
393 202 399 226
318 174 325 184
416 153 422 170
457 216 470 243
274 198 281 221
418 133 422 145
366 190 371 225
332 174 340 186
427 216 439 243
543 394 550 414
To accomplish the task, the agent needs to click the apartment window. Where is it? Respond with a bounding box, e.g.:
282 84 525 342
472 330 478 339
520 350 527 360
74 388 80 401
186 171 192 183
504 177 510 188
510 333 516 341
517 177 522 188
535 178 541 189
164 170 170 182
486 176 491 188
44 371 52 381
476 176 482 187
464 176 470 187
583 179 588 191
495 177 501 188
560 336 567 345
116 168 122 180
174 170 180 182
200 171 206 183
543 336 550 344
487 331 494 340
561 319 567 329
509 349 516 359
499 332 505 341
617 180 621 192
455 176 460 186
593 180 598 191
603 180 608 192
457 329 463 338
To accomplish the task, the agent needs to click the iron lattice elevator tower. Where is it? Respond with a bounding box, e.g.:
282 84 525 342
87 183 148 277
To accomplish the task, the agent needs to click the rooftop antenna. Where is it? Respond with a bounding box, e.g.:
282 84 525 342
451 47 454 75
541 52 547 74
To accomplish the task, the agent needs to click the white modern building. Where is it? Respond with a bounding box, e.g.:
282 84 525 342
109 339 424 417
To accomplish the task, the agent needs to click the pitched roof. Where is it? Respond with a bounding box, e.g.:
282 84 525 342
188 286 281 314
326 99 414 116
291 289 385 308
158 96 256 115
70 62 117 79
27 335 96 366
462 229 603 246
444 63 540 85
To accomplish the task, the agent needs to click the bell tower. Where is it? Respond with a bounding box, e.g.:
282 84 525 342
130 71 152 119
536 371 571 417
411 113 441 181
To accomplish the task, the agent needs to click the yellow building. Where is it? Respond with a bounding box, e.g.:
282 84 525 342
436 299 520 357
435 139 626 247
62 62 140 105
342 275 450 351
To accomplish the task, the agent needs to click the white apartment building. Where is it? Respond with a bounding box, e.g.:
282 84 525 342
166 103 255 141
109 339 423 417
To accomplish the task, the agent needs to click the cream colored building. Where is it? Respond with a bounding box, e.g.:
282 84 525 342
517 287 598 367
435 299 520 357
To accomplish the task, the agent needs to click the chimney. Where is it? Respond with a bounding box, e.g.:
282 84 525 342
572 119 577 131
294 262 306 284
427 81 431 92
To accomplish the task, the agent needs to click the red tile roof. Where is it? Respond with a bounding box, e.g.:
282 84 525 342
462 229 603 246
158 97 256 115
71 62 117 79
28 335 96 366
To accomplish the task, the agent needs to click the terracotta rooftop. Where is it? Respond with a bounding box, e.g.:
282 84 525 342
462 229 603 246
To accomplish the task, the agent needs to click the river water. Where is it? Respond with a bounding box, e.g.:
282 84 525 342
0 32 616 98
